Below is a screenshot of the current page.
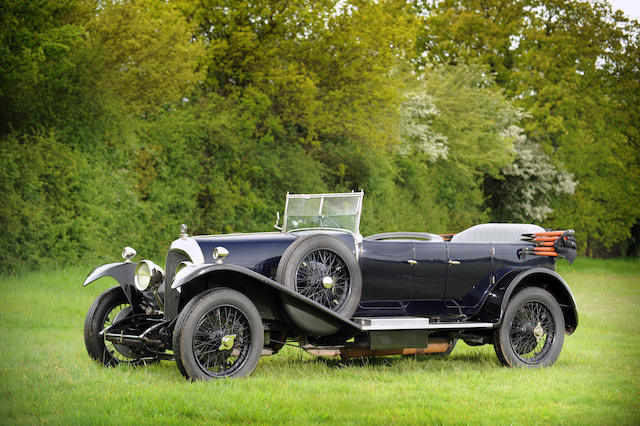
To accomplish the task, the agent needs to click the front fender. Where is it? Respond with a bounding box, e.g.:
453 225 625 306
83 262 139 307
172 263 362 337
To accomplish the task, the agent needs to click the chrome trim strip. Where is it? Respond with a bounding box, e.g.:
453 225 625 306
287 227 355 234
194 231 282 238
355 317 430 330
354 317 494 331
286 191 364 198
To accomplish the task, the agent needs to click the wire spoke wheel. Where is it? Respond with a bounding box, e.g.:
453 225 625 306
509 301 555 362
495 287 564 368
174 288 263 380
192 304 252 377
102 303 137 362
84 286 152 366
295 248 351 311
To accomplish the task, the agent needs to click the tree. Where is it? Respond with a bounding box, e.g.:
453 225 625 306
0 0 93 135
187 0 420 231
89 0 205 116
485 134 577 222
416 0 640 252
390 65 525 232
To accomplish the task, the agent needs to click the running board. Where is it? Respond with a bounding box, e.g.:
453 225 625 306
353 317 494 331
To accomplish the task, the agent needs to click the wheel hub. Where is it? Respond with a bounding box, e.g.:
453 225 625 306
322 276 334 289
295 248 351 312
219 334 236 351
533 322 544 342
508 299 555 363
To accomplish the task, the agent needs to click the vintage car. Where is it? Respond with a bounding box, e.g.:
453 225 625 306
83 191 578 379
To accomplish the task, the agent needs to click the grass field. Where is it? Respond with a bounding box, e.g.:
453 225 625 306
1 258 639 424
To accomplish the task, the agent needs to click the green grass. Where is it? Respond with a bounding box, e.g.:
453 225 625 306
1 258 639 424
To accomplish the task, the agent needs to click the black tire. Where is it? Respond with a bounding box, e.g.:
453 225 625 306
173 288 264 380
276 234 362 318
84 286 150 366
494 287 565 368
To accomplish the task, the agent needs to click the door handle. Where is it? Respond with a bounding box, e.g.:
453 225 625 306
448 260 461 265
407 259 418 265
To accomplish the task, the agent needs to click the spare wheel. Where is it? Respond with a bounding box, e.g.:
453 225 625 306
276 234 362 320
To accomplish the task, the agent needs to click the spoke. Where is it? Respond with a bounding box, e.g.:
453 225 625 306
102 302 137 362
193 304 252 377
295 249 351 310
510 300 555 362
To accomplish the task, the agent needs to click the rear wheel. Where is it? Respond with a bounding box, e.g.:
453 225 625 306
173 288 264 380
494 287 565 367
84 286 151 366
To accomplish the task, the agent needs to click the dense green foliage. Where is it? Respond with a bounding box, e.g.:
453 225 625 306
416 0 640 254
1 0 638 272
1 258 638 422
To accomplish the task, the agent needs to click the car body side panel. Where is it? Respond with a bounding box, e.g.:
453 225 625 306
492 243 553 281
191 231 357 280
359 240 414 301
437 243 555 319
412 241 447 299
166 230 574 332
171 263 362 336
192 233 297 279
444 243 493 301
404 241 447 317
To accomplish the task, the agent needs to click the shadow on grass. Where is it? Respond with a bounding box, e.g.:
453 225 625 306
276 346 499 371
87 344 500 382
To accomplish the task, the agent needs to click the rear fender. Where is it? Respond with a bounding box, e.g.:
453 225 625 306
172 264 362 337
478 267 578 334
83 262 141 308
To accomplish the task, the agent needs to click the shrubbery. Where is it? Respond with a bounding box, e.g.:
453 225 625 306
1 0 638 273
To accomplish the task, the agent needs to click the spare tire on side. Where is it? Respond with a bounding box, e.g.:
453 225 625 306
276 234 362 319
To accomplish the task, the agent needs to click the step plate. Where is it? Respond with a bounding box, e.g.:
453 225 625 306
353 317 494 331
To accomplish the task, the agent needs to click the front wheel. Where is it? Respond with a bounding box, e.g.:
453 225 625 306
173 288 264 380
84 286 151 366
494 287 565 367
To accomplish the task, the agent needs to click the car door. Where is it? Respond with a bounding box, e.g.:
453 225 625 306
359 239 415 302
406 241 447 315
445 243 493 309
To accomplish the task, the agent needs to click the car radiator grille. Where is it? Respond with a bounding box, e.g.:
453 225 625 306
164 250 190 319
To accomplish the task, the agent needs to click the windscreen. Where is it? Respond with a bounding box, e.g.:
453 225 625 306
284 192 363 234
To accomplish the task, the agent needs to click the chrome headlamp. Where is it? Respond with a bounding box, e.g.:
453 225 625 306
134 260 165 291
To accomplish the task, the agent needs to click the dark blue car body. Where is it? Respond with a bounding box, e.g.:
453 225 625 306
83 192 578 379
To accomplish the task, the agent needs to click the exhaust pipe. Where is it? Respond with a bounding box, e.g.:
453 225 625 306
339 339 452 359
